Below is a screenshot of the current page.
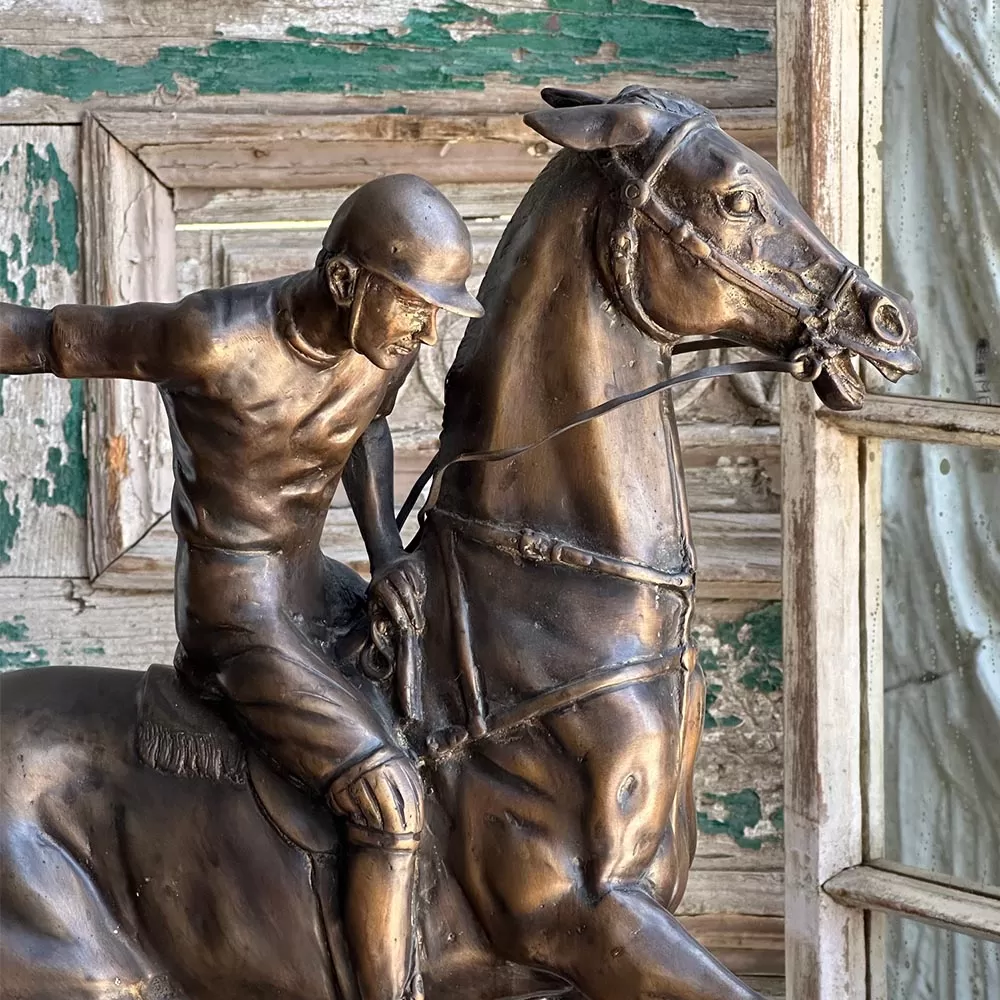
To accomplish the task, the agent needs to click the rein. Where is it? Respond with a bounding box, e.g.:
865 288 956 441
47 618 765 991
397 112 859 533
396 340 810 531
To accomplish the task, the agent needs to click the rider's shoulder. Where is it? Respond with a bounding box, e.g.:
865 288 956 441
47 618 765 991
171 279 280 352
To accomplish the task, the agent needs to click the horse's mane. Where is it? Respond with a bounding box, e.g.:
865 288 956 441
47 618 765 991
439 151 591 454
605 84 714 124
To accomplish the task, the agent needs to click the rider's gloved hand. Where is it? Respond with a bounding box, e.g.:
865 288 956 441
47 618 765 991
368 551 426 634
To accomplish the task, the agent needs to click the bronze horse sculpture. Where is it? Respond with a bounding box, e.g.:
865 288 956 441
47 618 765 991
0 86 919 1000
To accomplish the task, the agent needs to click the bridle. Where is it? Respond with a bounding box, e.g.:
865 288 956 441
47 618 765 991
396 112 861 532
597 112 861 364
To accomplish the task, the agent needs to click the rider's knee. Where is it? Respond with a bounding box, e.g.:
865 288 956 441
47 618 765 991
330 749 425 843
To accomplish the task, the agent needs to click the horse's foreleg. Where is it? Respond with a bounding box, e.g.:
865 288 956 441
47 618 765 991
529 886 764 1000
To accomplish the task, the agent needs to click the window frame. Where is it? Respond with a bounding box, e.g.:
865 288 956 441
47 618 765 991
777 0 1000 996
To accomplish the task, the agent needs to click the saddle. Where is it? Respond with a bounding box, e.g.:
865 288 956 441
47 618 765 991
136 664 338 854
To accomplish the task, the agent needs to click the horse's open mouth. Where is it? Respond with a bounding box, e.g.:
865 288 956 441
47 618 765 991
813 351 867 411
813 339 921 411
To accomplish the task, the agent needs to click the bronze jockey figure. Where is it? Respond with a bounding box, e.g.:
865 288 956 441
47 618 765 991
0 173 484 1000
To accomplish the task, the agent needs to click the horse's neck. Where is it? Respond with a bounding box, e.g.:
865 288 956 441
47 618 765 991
438 173 693 573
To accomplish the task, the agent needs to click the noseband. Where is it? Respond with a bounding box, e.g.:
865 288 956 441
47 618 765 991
597 113 860 372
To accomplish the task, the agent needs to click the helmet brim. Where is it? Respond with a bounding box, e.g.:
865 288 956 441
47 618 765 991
429 286 486 320
379 270 485 319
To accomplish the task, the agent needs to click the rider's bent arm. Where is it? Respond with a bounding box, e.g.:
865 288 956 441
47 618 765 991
0 300 197 382
343 416 405 573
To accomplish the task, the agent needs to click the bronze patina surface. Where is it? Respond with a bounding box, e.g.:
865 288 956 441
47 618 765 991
0 87 919 1000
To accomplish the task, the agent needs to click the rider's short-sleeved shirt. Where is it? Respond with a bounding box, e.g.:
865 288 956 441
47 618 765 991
48 272 416 555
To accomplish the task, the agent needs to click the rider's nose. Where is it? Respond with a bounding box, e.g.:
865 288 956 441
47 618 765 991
419 310 439 347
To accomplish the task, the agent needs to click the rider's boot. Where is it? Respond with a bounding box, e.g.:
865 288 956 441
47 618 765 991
345 837 419 1000
328 749 425 1000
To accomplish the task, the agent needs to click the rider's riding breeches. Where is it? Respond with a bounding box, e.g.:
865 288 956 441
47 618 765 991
173 542 397 794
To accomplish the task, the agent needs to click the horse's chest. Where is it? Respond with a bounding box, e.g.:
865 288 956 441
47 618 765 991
453 536 687 700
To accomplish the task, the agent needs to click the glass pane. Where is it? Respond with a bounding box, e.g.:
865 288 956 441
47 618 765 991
884 914 999 1000
883 441 1000 886
880 0 1000 404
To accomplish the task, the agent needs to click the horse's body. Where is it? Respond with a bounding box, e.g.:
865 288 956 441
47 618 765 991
0 665 570 1000
0 86 920 1000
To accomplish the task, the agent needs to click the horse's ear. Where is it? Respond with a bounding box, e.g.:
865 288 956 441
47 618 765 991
540 87 605 108
523 103 661 151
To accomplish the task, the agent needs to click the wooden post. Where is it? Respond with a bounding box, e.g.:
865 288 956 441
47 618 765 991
778 0 868 996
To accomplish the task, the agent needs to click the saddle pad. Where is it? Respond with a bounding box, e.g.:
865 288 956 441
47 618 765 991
136 664 247 785
136 665 339 854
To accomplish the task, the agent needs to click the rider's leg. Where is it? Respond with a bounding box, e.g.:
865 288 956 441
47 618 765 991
181 619 423 1000
329 750 425 1000
345 836 420 1000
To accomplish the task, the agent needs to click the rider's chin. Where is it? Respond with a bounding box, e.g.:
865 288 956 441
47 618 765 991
812 351 867 411
364 344 401 371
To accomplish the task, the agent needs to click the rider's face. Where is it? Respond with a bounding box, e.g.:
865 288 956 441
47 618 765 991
352 273 439 370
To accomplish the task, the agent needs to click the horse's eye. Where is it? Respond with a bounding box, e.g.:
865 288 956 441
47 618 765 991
722 190 757 217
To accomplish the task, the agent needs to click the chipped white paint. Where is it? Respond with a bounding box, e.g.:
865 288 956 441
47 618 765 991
0 127 87 577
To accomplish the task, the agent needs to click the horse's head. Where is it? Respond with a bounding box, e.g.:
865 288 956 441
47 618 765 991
525 86 920 410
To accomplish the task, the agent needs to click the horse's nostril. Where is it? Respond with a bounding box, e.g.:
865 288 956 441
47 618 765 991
870 298 906 344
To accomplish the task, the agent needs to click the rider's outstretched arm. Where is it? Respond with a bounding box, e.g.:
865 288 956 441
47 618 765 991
0 304 53 374
0 299 196 382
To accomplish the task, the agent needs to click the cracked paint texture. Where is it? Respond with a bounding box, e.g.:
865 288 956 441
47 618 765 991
693 603 783 853
0 132 85 573
0 1 770 101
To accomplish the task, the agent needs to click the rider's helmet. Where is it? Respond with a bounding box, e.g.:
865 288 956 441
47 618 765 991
320 174 484 319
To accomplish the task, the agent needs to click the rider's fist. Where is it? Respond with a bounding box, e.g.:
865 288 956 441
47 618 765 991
369 551 426 634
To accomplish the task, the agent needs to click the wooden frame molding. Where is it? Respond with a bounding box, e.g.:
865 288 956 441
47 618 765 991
93 109 778 191
821 393 1000 449
778 0 868 996
81 115 175 577
824 864 1000 942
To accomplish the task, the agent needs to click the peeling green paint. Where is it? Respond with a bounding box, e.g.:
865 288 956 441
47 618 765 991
30 379 88 518
0 647 50 670
0 253 19 303
1 141 79 311
23 143 80 275
0 482 21 564
0 376 7 417
0 1 769 101
697 788 780 850
0 616 29 641
82 645 105 655
704 681 741 729
0 617 49 671
708 602 783 693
